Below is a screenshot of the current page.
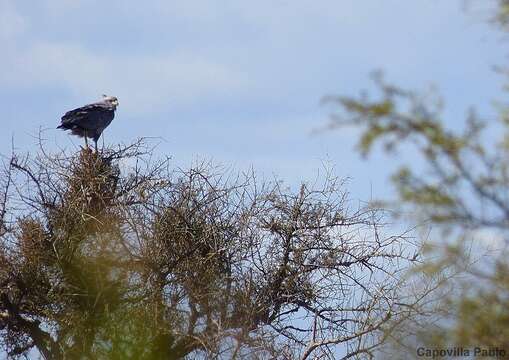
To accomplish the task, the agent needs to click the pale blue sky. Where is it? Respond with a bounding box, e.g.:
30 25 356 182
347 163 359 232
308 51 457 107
0 0 506 201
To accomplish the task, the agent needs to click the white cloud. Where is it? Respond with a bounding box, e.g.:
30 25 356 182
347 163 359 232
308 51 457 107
0 0 503 122
0 1 252 115
0 40 249 115
0 0 26 41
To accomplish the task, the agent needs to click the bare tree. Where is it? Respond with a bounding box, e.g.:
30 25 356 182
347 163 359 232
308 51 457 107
0 140 432 359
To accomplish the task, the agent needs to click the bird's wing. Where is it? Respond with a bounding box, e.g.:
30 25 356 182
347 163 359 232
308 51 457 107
60 103 114 130
61 103 110 122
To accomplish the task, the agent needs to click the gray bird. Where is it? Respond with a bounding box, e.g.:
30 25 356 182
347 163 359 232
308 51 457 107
57 95 119 151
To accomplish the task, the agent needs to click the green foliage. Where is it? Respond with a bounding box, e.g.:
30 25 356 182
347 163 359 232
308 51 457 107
325 3 509 351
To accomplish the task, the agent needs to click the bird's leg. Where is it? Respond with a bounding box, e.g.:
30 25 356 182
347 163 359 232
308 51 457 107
94 139 99 153
84 136 88 148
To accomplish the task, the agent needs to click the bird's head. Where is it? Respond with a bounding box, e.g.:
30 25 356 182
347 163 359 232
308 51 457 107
102 95 119 109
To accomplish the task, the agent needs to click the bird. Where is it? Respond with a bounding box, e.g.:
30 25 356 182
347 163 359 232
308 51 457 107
57 95 119 152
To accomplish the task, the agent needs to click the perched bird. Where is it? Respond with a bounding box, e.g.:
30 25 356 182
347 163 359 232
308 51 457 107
57 95 119 151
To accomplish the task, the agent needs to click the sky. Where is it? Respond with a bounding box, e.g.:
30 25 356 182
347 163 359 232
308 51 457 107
0 0 506 202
